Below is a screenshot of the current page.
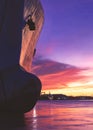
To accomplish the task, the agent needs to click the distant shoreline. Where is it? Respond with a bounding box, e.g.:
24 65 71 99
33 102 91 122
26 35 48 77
39 94 93 100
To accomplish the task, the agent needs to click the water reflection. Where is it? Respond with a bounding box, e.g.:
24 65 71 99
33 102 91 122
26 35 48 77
32 107 37 129
25 100 93 130
0 100 93 130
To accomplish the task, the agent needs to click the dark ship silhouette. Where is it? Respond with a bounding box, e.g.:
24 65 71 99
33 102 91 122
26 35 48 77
0 0 44 113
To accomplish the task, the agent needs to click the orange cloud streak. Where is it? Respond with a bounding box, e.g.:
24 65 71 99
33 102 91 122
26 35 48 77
38 68 93 96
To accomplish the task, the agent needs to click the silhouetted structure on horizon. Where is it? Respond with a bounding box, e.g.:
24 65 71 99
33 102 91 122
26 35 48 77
39 93 93 100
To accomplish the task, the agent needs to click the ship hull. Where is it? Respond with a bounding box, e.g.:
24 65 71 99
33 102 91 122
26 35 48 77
0 0 44 113
20 0 44 72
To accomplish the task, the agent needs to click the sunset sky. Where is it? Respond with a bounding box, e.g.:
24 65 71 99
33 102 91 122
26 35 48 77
32 0 93 96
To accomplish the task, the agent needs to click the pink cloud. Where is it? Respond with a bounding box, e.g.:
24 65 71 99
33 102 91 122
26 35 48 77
32 58 93 95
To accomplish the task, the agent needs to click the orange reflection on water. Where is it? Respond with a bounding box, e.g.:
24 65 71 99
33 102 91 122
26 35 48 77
25 100 93 130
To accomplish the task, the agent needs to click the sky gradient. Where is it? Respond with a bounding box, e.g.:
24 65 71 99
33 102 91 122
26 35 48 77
32 0 93 96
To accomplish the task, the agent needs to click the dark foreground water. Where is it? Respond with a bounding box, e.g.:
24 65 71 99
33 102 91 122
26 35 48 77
0 100 93 130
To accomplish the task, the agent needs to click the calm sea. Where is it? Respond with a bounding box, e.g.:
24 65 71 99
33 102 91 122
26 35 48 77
0 100 93 130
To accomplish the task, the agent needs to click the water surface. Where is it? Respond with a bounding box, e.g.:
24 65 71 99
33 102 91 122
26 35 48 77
1 100 93 130
25 100 93 130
